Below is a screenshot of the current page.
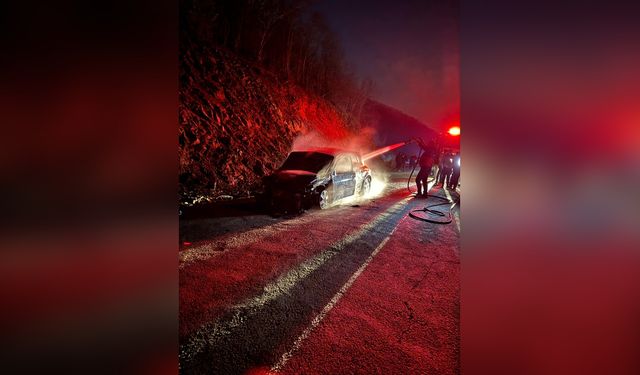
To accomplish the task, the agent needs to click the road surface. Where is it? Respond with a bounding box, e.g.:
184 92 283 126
179 173 460 374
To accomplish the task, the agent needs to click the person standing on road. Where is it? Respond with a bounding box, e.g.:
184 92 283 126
436 151 445 185
415 139 437 197
395 152 407 171
409 155 417 170
438 151 453 187
449 152 460 190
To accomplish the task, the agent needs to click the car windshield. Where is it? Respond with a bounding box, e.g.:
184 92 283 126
279 152 334 173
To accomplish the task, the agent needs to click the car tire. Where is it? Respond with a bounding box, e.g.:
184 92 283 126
293 193 304 214
267 196 279 216
359 176 371 196
318 187 332 209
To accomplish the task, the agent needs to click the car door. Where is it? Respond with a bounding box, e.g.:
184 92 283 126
332 155 356 199
343 154 358 197
351 153 366 193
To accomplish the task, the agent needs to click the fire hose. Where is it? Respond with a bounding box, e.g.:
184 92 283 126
408 193 457 224
405 138 458 224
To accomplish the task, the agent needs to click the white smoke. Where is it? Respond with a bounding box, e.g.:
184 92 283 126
291 128 377 155
289 128 400 208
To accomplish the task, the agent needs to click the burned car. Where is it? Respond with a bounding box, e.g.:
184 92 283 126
262 148 372 214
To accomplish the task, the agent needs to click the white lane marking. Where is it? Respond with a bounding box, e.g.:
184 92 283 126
271 226 399 373
235 248 337 311
236 196 412 311
180 188 410 267
180 215 319 267
443 188 461 232
180 196 412 361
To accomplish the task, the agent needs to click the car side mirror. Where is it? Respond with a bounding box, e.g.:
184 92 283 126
331 170 337 177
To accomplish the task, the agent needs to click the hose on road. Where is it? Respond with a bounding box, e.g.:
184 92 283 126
406 149 459 225
408 193 458 224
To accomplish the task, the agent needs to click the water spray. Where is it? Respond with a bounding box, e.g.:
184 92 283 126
361 139 418 162
357 138 458 225
357 138 423 191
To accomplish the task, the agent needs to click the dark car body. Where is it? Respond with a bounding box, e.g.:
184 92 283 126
263 148 371 213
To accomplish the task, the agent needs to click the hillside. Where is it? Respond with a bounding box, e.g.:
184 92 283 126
178 45 365 204
362 99 438 155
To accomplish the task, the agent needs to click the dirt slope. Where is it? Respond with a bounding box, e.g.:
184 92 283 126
179 45 356 204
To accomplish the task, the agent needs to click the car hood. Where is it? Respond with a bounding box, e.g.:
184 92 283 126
267 170 322 191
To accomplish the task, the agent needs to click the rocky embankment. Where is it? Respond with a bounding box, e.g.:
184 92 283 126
179 45 359 205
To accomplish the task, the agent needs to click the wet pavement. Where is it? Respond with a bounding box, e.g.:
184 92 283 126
179 173 460 374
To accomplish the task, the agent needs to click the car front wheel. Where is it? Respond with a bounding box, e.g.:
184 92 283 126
359 176 371 196
318 188 331 209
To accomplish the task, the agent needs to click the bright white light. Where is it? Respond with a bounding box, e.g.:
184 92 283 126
331 173 388 207
366 174 387 198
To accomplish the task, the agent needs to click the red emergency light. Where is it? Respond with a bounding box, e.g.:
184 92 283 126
448 126 461 136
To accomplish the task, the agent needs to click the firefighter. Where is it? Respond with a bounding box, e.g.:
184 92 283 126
436 151 446 185
395 152 407 171
409 154 417 170
449 152 460 190
438 151 454 187
415 139 437 197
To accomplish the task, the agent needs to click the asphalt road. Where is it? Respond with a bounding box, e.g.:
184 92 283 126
179 173 460 374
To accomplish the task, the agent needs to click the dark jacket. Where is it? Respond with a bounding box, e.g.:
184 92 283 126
418 141 437 168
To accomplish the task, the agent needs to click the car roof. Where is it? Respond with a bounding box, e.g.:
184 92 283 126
290 148 358 157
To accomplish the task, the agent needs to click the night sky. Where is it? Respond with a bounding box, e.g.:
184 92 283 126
313 0 459 131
